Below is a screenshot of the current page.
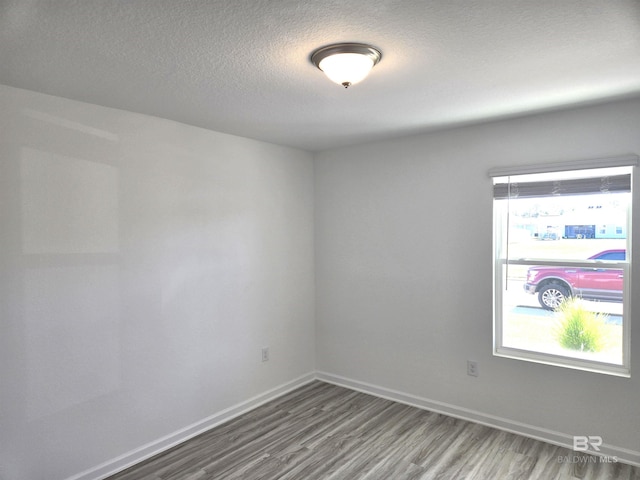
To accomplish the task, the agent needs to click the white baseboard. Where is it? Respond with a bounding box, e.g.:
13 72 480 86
316 371 640 468
66 372 316 480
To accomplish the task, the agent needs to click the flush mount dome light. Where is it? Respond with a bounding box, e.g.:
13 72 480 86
311 43 382 88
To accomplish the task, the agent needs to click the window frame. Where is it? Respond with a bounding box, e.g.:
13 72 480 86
490 156 637 377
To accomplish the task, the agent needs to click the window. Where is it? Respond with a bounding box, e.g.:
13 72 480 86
491 157 636 376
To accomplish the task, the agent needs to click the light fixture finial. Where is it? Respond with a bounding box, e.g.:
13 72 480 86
311 43 382 88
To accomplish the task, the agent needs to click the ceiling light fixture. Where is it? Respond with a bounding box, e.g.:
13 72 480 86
311 43 382 88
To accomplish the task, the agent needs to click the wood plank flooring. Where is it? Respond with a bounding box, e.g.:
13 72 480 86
106 381 639 480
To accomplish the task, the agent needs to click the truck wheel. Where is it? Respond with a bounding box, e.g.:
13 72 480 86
538 284 570 310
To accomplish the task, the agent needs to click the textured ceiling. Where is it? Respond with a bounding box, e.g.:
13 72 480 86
1 0 639 151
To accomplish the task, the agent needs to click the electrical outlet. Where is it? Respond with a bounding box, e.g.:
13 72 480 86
261 347 269 362
467 360 478 377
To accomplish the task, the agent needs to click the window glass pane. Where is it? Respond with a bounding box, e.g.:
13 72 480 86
501 191 629 262
500 265 624 365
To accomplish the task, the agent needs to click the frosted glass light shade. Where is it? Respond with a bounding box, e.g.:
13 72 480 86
318 53 375 87
311 43 382 88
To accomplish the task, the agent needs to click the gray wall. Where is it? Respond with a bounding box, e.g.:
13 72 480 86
314 98 640 454
0 85 316 480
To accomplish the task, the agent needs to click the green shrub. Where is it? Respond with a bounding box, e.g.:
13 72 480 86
554 298 607 352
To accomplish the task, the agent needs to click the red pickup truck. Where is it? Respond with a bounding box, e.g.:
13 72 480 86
524 250 625 310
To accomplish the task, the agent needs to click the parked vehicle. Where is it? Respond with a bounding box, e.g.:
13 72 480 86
524 250 625 310
540 232 560 241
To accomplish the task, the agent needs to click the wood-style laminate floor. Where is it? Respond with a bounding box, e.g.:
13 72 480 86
106 381 639 480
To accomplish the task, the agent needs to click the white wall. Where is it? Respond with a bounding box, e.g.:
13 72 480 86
315 98 640 456
0 85 315 480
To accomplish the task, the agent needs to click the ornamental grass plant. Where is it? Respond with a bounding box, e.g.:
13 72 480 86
554 297 608 352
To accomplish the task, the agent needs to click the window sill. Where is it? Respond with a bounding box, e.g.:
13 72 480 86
494 346 630 378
